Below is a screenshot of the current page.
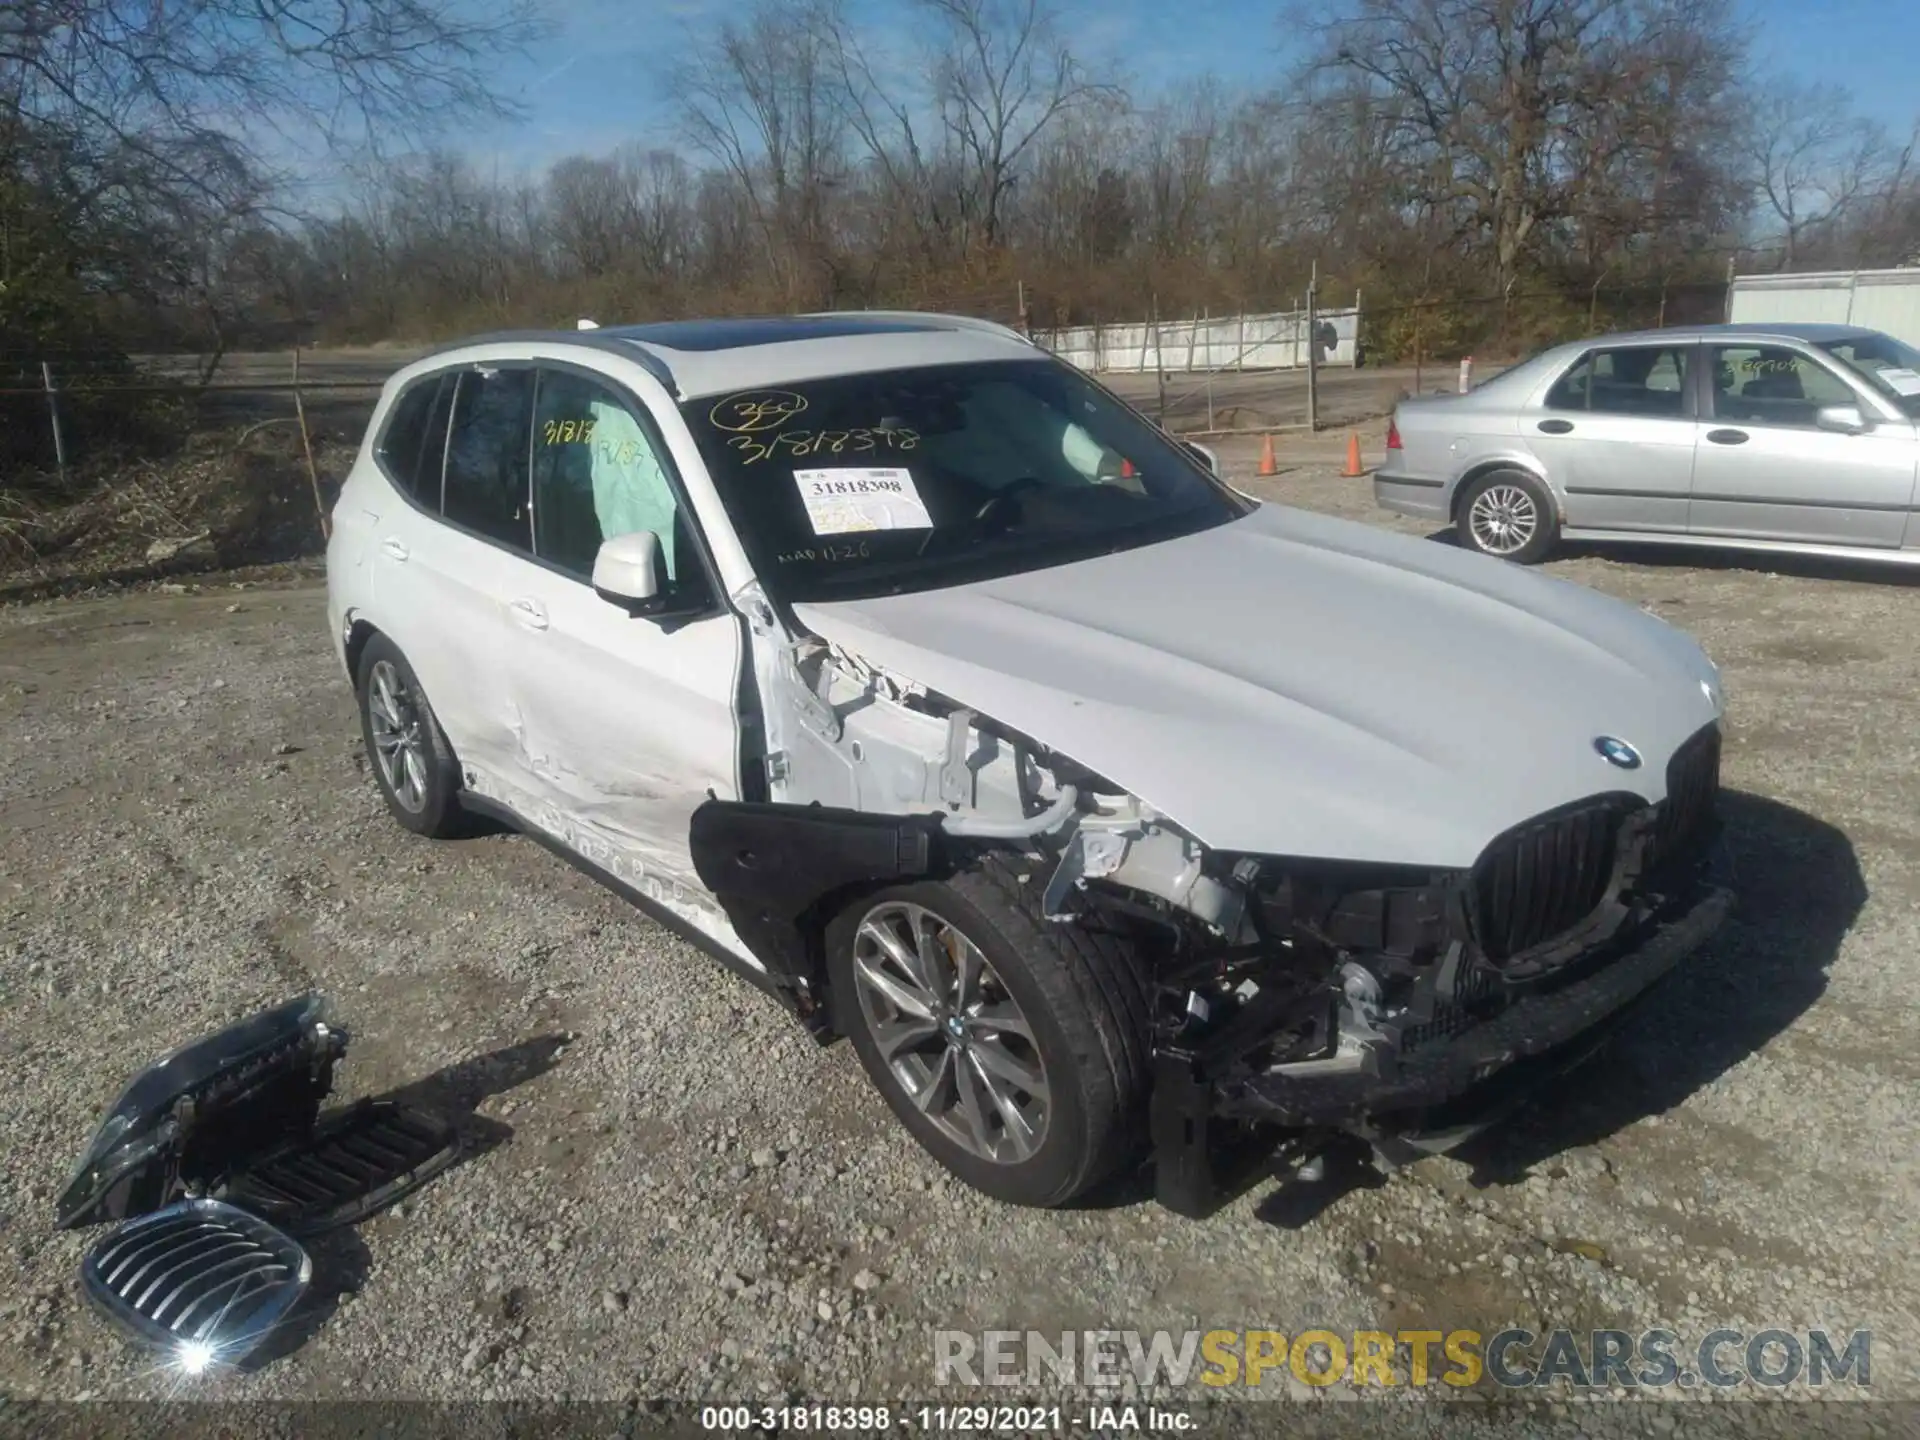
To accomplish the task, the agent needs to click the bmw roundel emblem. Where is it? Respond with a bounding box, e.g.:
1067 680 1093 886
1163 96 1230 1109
1593 736 1642 770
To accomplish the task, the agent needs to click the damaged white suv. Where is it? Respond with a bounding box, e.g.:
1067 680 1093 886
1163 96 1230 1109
326 313 1733 1215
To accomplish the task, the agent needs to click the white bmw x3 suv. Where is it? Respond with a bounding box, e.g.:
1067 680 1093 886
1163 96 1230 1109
326 312 1733 1215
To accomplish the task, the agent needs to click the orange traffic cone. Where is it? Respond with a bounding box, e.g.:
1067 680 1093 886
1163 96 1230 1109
1258 434 1277 477
1342 431 1363 478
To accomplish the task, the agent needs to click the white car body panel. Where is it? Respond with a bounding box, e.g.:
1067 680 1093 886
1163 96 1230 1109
795 502 1720 868
330 315 1723 967
332 340 764 965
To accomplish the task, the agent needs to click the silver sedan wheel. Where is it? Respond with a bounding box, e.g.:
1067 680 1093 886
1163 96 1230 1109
1468 482 1539 555
850 900 1050 1165
366 659 430 813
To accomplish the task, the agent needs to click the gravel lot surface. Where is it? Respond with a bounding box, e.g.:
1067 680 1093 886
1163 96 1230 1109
2 435 1917 1436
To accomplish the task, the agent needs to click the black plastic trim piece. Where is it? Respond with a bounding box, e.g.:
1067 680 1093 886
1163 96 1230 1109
688 799 950 1027
221 1099 462 1236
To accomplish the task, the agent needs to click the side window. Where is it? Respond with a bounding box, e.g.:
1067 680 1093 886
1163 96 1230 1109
530 369 704 595
1544 347 1691 418
443 367 535 549
375 374 454 504
1709 346 1857 428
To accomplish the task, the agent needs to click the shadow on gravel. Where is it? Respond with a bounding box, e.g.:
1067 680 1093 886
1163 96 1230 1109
241 1226 373 1371
1556 540 1920 587
375 1032 571 1123
1417 524 1920 588
1450 789 1864 1186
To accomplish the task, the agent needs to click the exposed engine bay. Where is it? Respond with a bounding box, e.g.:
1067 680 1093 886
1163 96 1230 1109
689 600 1733 1216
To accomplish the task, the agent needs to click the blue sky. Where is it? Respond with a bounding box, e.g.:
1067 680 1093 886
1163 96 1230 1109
453 0 1915 176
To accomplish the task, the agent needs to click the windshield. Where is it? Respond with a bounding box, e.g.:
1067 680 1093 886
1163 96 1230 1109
1818 333 1920 418
681 359 1252 603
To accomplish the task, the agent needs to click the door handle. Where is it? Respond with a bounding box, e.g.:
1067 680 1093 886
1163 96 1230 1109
1706 429 1749 445
1537 419 1574 434
380 537 409 561
508 597 549 631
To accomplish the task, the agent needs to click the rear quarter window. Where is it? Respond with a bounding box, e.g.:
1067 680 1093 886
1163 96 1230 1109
376 374 455 506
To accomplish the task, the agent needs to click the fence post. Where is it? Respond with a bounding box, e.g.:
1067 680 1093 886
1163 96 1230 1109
1353 289 1362 368
41 361 68 483
1306 279 1319 433
1237 312 1246 373
292 348 330 542
1152 294 1167 424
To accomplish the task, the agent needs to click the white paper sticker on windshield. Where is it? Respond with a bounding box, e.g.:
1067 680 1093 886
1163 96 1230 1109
1878 367 1920 396
793 467 932 534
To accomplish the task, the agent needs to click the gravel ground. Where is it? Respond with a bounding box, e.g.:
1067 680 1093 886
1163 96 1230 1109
2 439 1917 1436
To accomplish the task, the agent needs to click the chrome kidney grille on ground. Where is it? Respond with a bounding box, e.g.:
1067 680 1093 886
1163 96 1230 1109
81 1198 310 1370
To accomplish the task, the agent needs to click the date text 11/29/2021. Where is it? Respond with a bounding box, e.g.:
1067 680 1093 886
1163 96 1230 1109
698 1404 1196 1432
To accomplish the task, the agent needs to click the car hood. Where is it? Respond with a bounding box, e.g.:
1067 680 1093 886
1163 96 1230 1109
791 503 1721 867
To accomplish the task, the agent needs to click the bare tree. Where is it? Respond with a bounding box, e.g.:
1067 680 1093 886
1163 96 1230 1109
671 0 851 307
1307 0 1743 293
922 0 1115 252
1746 81 1892 271
0 0 544 365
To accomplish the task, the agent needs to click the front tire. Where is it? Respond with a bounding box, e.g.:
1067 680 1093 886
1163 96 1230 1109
826 855 1152 1207
355 633 467 838
1456 469 1558 563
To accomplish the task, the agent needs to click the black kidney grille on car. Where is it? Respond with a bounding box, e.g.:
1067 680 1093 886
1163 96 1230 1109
82 1198 309 1359
1648 723 1721 875
1472 801 1624 963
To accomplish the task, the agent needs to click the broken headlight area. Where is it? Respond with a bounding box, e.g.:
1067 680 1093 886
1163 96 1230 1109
1102 723 1730 1217
57 994 464 1376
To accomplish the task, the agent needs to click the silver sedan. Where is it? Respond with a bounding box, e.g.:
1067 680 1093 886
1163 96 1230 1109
1374 322 1920 565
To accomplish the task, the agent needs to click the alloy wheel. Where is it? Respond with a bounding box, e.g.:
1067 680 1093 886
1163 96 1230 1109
850 901 1051 1165
1468 482 1539 555
366 659 430 813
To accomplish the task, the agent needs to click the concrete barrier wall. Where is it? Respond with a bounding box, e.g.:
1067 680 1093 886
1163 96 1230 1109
1034 306 1361 373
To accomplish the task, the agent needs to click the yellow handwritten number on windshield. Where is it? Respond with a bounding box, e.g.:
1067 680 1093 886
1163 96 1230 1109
709 390 809 434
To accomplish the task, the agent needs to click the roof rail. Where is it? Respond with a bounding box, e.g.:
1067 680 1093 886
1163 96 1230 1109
411 328 681 396
801 309 1038 348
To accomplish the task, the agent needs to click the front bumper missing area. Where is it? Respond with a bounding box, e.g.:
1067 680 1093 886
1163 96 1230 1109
1150 875 1734 1218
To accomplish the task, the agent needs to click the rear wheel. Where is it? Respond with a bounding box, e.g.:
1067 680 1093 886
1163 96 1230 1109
355 634 467 838
826 855 1151 1207
1456 469 1558 564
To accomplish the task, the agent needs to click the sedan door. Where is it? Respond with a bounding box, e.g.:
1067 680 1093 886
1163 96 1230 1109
1690 342 1918 547
1525 342 1699 533
490 363 746 933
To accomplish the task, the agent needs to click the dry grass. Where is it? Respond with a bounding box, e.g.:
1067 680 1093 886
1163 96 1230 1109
0 423 353 597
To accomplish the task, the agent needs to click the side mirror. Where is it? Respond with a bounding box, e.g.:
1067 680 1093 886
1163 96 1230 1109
592 531 666 614
1184 441 1221 476
1815 404 1868 435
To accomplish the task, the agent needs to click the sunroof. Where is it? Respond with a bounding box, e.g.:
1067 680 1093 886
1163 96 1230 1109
605 316 941 352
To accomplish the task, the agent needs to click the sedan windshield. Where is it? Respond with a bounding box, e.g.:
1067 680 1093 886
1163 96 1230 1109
680 359 1252 603
1818 333 1920 418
